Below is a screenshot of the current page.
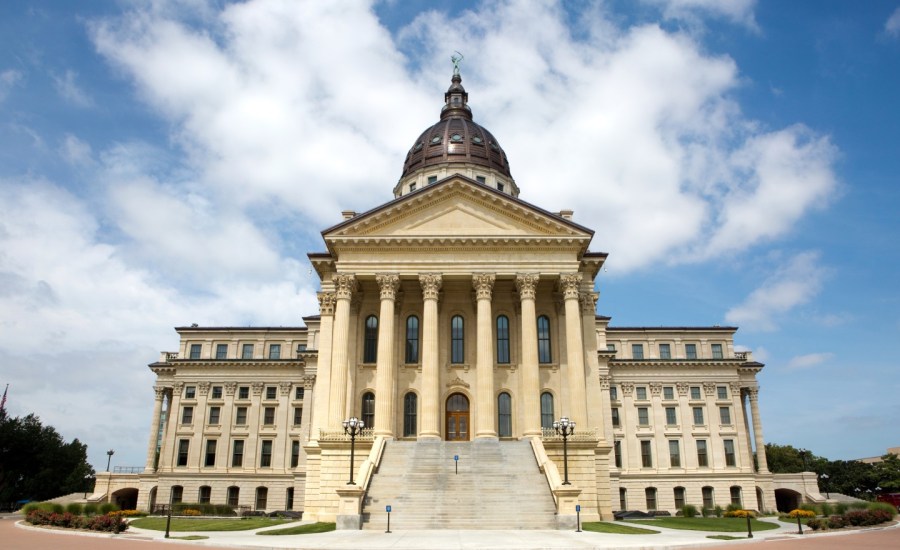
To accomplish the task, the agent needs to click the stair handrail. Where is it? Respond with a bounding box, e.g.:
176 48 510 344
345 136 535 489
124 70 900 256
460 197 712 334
356 435 387 491
529 437 563 507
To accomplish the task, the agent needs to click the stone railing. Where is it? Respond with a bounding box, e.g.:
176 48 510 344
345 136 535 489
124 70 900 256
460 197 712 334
540 427 599 442
318 428 375 442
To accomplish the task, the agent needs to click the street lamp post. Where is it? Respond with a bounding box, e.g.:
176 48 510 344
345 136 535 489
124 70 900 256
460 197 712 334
105 449 115 504
106 449 115 472
83 474 94 499
343 417 365 485
820 473 829 499
553 416 575 485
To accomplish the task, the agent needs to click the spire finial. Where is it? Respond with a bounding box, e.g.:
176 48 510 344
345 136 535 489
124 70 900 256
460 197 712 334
451 51 464 76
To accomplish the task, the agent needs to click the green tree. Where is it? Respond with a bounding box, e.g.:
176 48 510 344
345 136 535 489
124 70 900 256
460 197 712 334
0 410 94 506
764 443 826 473
873 454 900 493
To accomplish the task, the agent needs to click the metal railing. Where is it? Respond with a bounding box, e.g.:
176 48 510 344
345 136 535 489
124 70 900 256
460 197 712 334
112 466 143 474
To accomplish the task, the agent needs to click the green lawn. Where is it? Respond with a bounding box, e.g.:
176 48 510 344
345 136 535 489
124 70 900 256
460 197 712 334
257 522 336 535
623 517 780 532
129 517 293 532
581 521 659 534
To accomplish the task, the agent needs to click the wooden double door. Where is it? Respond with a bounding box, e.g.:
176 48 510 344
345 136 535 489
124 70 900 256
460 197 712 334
445 393 469 441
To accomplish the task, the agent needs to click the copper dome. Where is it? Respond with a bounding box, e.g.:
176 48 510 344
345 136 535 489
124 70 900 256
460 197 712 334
400 73 513 180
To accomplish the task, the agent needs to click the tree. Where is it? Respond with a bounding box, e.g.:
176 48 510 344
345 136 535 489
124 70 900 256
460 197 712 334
0 409 94 506
873 454 900 493
764 443 826 473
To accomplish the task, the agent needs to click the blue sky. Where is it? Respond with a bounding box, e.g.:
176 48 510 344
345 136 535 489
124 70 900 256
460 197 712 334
1 0 899 472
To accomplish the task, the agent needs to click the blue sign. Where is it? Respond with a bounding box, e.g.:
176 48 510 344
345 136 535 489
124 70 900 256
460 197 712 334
576 505 581 512
454 455 459 461
386 505 392 513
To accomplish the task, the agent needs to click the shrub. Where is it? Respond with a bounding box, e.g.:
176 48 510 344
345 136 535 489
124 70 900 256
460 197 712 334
806 518 823 530
849 501 868 510
799 503 817 513
725 503 742 513
788 509 816 519
701 507 713 517
84 514 128 533
22 503 42 514
867 501 897 516
109 509 145 518
714 505 724 518
724 509 755 518
99 502 119 515
66 503 83 515
819 502 833 516
827 515 846 529
51 503 65 514
834 502 848 514
82 503 99 516
182 508 202 516
682 504 699 518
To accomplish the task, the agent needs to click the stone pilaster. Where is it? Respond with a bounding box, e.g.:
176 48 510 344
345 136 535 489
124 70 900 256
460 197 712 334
419 273 442 439
748 387 769 473
329 274 356 427
473 273 497 439
374 273 400 437
144 386 166 472
559 273 588 425
311 292 335 440
516 273 541 437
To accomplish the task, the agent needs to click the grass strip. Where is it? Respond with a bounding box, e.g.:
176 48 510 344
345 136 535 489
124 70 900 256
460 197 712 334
257 522 336 535
623 517 780 532
708 535 747 540
170 535 208 540
129 517 292 532
581 521 659 534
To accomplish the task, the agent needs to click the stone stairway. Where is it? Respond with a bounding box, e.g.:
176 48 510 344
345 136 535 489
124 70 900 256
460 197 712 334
361 439 557 530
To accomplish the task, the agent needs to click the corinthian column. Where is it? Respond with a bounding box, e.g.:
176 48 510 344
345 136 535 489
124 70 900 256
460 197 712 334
328 274 356 428
374 273 400 437
418 273 442 439
473 273 497 439
311 292 335 439
748 387 769 473
143 386 166 472
559 273 588 425
516 273 541 437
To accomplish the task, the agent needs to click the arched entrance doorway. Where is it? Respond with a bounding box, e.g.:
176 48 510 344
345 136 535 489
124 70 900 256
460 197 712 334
774 488 802 513
446 393 469 441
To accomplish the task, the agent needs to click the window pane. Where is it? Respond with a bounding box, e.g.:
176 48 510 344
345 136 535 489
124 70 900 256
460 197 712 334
711 343 723 359
266 386 277 400
611 407 620 427
205 440 216 467
614 440 622 468
403 393 417 437
669 440 681 467
362 392 375 429
208 406 220 425
720 406 731 425
264 407 275 425
451 315 465 363
293 407 302 425
498 392 512 437
235 406 247 425
685 344 697 359
260 441 272 467
291 440 300 468
674 487 686 509
215 344 227 359
211 386 223 399
641 440 652 467
177 440 189 466
697 440 708 467
659 343 671 359
496 315 510 364
665 407 677 425
242 343 254 358
663 386 674 400
717 385 728 399
724 440 736 466
632 343 644 359
232 440 244 467
227 486 239 506
690 386 701 400
636 386 647 400
540 392 554 429
638 407 649 426
406 316 419 363
269 344 281 359
189 344 201 359
693 407 704 425
537 316 551 363
364 315 378 363
646 487 657 511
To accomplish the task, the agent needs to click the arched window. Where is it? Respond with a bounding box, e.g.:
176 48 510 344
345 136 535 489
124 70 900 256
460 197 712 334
361 392 375 428
537 315 552 363
451 315 465 363
363 315 378 363
255 486 268 511
406 315 419 363
227 486 239 507
498 392 512 437
403 392 417 437
730 486 743 507
540 392 554 429
496 315 510 364
645 487 657 511
198 486 211 504
702 486 714 510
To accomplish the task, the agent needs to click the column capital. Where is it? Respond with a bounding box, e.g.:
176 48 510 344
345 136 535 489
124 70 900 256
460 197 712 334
747 386 760 401
172 381 184 394
515 273 540 300
580 291 598 314
198 382 210 396
317 292 336 316
153 386 167 400
419 273 443 300
332 273 357 300
649 382 662 396
599 375 611 390
676 382 689 396
251 382 264 396
375 273 401 300
620 382 635 396
558 273 582 300
224 382 237 396
472 273 496 301
703 382 717 397
729 381 742 393
303 375 316 390
279 381 293 396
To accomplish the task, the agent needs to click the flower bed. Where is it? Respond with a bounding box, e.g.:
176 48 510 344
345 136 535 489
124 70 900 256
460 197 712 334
26 509 128 533
806 508 894 531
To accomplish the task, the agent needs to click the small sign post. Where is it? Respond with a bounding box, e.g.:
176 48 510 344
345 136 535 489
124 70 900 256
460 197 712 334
454 454 459 475
386 505 392 533
575 504 581 532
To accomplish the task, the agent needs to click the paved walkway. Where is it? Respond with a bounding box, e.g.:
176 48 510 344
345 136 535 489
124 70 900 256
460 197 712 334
4 515 899 549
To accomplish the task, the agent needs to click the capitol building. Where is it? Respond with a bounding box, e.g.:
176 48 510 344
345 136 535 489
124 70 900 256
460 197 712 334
101 68 784 529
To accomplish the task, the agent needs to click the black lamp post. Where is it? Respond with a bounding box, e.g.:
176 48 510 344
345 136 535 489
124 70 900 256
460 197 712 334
106 449 115 472
83 474 94 499
343 417 365 485
553 416 575 485
820 473 829 499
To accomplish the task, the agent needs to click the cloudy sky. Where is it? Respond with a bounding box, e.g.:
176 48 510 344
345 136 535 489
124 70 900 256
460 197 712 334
1 0 899 472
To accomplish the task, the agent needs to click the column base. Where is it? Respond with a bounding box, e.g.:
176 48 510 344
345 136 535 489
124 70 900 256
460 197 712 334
475 433 499 440
418 432 441 440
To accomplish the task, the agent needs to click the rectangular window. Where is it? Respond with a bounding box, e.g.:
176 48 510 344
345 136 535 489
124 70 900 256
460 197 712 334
211 386 223 399
724 439 736 466
730 486 742 506
640 440 652 467
711 343 724 359
185 386 196 399
607 343 616 352
286 487 294 510
263 407 275 425
669 440 681 467
265 386 277 400
614 440 622 468
693 406 705 425
227 486 239 507
293 407 302 426
232 440 244 467
181 406 193 424
497 183 505 192
690 386 701 400
260 440 273 467
171 486 183 504
674 487 686 509
659 343 671 359
702 487 714 509
427 175 437 185
204 439 216 467
619 487 627 510
697 440 708 467
717 385 728 400
665 407 677 426
638 407 649 426
663 386 674 400
241 343 254 359
268 344 281 359
719 406 731 425
177 439 189 467
189 344 201 359
208 406 220 425
199 486 211 504
235 406 248 425
632 343 644 359
238 386 249 400
685 343 697 359
409 182 416 191
215 344 228 359
636 386 647 400
646 488 657 511
295 387 304 400
291 440 300 468
611 407 620 427
610 386 618 401
476 175 486 183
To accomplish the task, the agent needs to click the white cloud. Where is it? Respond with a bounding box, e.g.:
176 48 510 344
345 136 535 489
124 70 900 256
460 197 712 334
644 0 758 30
786 352 834 371
886 7 900 37
724 251 825 331
51 69 93 107
59 134 94 166
0 69 22 102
